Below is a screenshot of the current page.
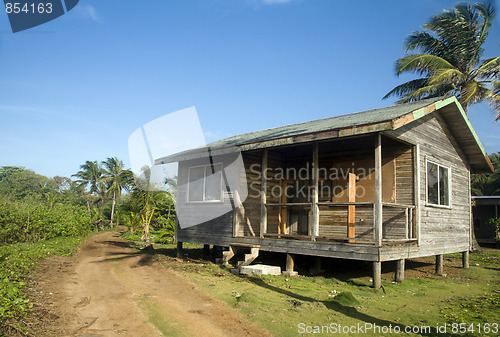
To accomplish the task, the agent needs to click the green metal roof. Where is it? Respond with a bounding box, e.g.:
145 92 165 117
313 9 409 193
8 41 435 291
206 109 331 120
205 96 445 149
155 96 492 172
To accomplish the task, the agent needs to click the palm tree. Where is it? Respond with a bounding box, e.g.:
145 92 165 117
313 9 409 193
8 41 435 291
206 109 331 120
102 157 134 227
73 160 104 195
384 2 500 120
73 160 105 226
472 152 500 195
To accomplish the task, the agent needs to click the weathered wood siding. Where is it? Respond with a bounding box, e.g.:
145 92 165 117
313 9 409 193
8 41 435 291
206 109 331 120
176 110 471 262
176 154 239 245
386 112 471 259
236 151 262 237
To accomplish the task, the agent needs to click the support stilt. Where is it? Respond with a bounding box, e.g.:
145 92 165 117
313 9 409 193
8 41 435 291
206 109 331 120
176 242 184 259
373 261 381 290
283 253 298 277
395 259 405 283
462 251 470 269
436 254 444 275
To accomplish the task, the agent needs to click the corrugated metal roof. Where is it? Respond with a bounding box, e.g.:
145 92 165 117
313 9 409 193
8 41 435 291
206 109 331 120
205 96 445 149
155 96 492 172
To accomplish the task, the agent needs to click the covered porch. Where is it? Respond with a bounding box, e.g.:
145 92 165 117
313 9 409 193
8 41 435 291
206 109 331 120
236 133 420 249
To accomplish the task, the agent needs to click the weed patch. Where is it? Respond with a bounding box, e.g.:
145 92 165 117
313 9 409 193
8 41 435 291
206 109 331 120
0 235 88 335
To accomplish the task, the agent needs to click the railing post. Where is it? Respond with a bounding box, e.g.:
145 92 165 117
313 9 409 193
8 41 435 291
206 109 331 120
374 134 383 247
414 144 421 243
260 149 268 238
311 142 319 241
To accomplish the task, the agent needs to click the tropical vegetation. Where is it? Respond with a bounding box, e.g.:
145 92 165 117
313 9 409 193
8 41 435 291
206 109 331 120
0 159 176 334
384 1 500 120
472 152 500 196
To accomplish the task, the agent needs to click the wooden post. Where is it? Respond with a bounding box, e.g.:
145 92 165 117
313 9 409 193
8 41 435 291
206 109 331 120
373 261 381 290
395 259 405 283
462 251 470 269
436 254 444 275
310 256 322 275
347 172 356 243
176 242 184 258
286 254 294 273
413 145 421 242
374 134 383 247
203 244 210 256
283 253 298 276
311 142 319 240
233 190 241 237
260 149 268 238
279 180 287 235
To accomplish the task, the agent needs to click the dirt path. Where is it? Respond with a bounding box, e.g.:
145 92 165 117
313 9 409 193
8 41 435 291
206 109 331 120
30 231 271 337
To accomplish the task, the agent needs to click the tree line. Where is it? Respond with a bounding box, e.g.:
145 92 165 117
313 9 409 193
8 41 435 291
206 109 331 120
0 158 176 247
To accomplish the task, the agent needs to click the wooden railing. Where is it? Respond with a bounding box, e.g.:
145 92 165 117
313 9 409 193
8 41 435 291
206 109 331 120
261 201 417 245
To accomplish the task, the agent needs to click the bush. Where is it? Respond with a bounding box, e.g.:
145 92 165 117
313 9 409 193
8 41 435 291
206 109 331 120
0 198 92 244
0 236 87 334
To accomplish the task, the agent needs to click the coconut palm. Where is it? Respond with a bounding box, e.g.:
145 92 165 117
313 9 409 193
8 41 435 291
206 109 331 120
73 160 104 195
102 157 134 227
384 2 500 120
472 152 500 195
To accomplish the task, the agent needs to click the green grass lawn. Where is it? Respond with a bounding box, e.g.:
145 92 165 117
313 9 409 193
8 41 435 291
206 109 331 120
148 243 500 337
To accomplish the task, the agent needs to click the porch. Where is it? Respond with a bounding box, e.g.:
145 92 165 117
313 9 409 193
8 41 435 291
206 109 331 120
235 133 420 248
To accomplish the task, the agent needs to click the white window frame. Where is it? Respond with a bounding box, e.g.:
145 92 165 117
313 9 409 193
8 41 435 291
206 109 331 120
425 159 451 208
187 163 223 203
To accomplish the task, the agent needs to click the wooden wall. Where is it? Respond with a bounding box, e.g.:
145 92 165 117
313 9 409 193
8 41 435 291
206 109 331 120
176 153 239 245
176 110 471 262
386 111 471 258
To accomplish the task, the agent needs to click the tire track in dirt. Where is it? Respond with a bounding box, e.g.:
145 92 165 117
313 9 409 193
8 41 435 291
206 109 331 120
32 231 271 337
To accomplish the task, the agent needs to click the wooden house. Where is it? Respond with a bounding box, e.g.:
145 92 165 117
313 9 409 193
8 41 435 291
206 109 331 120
472 196 500 246
156 96 493 289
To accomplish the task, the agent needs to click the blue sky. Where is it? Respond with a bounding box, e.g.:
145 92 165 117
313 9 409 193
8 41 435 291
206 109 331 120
0 0 499 178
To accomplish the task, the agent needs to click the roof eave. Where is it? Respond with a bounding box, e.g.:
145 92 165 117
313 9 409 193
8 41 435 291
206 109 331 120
391 96 493 173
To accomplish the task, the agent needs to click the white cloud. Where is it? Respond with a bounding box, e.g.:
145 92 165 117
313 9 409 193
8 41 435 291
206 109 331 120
262 0 294 4
76 5 99 22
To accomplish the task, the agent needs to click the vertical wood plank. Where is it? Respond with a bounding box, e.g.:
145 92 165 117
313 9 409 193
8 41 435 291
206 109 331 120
348 172 356 243
374 134 383 247
260 149 268 238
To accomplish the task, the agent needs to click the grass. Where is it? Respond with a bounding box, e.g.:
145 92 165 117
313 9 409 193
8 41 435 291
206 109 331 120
0 234 89 336
145 243 500 337
138 296 188 337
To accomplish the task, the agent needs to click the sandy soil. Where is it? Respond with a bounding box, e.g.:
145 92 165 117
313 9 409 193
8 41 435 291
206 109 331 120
28 231 271 337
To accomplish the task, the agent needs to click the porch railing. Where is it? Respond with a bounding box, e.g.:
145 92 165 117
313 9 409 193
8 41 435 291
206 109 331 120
261 201 417 245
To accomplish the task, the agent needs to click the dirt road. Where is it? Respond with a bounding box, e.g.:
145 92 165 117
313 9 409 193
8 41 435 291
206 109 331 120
30 231 271 337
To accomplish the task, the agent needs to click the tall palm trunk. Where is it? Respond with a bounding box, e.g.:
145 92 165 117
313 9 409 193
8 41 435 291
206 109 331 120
110 190 116 228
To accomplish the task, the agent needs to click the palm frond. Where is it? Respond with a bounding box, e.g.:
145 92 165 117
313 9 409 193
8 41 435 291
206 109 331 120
405 31 446 55
429 68 465 85
383 78 429 100
395 54 454 76
476 57 500 79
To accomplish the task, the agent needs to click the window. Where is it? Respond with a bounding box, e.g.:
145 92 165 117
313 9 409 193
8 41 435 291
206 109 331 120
426 160 450 207
188 164 223 202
